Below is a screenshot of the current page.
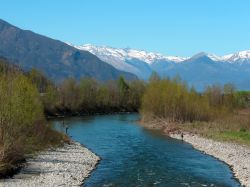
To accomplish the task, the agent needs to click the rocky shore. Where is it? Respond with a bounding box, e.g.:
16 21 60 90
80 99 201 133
0 141 100 187
140 120 250 187
170 132 250 187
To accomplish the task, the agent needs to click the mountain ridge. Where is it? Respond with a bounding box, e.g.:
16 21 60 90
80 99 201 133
74 44 250 64
74 44 250 90
0 19 137 82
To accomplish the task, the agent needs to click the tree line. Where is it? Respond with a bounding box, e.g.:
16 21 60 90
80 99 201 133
0 58 249 176
19 67 250 122
30 73 146 116
141 73 250 123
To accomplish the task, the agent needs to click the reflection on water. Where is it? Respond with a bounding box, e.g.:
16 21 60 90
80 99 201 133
53 114 241 187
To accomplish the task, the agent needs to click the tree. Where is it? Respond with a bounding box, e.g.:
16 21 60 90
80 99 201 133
0 73 45 159
141 77 211 122
128 80 145 111
118 76 129 107
27 69 50 93
149 71 160 83
223 83 236 109
79 78 98 110
58 78 80 111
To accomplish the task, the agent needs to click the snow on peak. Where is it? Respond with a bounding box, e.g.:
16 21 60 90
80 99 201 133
222 50 250 63
207 54 225 61
192 50 250 63
71 43 250 64
124 48 187 63
190 52 224 62
76 44 127 60
73 44 187 64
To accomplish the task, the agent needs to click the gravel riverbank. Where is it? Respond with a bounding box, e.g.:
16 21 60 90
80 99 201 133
0 141 100 187
170 132 250 187
140 120 250 187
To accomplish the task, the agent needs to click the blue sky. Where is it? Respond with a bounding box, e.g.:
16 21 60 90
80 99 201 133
0 0 249 56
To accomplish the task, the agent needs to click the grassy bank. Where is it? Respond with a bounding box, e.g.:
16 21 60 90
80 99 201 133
177 109 250 145
141 112 250 146
140 76 250 146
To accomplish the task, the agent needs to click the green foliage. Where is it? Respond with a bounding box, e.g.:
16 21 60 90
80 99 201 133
43 76 145 115
118 76 129 107
220 131 250 145
0 73 43 143
127 80 145 110
57 78 81 111
149 72 161 83
141 76 250 146
141 76 250 124
41 84 58 112
79 78 98 109
0 67 63 177
141 78 211 122
27 68 52 93
234 91 250 108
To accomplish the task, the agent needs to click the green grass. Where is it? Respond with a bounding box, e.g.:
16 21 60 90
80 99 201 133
174 120 250 146
219 131 250 145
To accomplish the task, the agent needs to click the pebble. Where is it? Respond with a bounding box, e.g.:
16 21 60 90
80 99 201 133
170 133 250 187
0 141 100 187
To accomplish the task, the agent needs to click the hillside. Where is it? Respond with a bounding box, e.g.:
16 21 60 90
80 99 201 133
0 19 137 82
76 44 250 91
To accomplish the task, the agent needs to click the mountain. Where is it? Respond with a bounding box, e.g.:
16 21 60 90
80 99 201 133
74 44 250 91
222 50 250 64
74 44 186 80
155 53 250 91
0 19 137 82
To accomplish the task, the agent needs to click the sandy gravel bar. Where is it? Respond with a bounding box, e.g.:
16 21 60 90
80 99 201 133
0 141 100 187
170 133 250 187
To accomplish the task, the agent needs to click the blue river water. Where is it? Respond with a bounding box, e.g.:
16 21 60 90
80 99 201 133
53 114 241 187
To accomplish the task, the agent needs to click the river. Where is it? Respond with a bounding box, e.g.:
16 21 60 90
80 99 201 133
53 114 241 187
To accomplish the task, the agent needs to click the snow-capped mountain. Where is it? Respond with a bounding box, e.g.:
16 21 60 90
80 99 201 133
73 44 188 79
185 51 250 63
222 50 250 64
74 44 250 65
72 44 250 91
75 44 187 64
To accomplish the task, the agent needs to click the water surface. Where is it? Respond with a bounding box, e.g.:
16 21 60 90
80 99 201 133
53 114 241 187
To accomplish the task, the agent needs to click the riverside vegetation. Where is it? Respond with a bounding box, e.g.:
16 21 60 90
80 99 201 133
25 67 250 146
141 73 250 145
0 56 250 178
0 58 66 177
0 57 145 177
42 75 145 116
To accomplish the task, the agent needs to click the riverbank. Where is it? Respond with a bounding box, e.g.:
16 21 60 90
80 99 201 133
141 121 250 187
46 110 136 119
0 141 100 187
170 132 250 187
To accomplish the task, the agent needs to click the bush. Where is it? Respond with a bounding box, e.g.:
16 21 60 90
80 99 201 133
141 78 211 122
0 69 63 177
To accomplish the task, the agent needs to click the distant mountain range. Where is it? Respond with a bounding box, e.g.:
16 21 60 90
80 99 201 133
0 19 137 82
0 18 249 91
74 44 250 90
